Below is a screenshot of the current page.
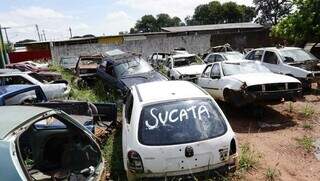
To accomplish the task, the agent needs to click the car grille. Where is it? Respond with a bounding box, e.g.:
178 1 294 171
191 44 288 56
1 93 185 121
247 83 301 93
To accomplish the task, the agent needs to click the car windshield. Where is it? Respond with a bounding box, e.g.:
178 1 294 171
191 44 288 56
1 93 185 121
279 49 318 62
224 52 244 60
222 62 271 76
173 55 204 67
138 99 227 146
114 57 153 77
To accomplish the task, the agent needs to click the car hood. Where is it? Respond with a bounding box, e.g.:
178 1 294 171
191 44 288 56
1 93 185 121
120 71 168 88
228 73 300 86
287 60 320 71
173 64 206 75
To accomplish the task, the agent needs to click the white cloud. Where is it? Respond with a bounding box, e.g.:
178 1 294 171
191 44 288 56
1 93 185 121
0 6 90 42
103 11 136 34
116 0 253 20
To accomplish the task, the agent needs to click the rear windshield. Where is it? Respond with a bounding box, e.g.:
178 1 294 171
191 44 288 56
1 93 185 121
138 99 227 146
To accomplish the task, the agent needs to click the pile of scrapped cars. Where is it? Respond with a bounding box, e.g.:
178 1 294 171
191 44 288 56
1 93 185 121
1 44 320 180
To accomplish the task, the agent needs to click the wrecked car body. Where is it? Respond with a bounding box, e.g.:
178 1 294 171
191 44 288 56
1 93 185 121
147 52 171 70
204 51 245 63
97 49 167 95
164 53 206 82
60 56 78 70
197 61 303 107
122 81 237 180
75 54 103 80
0 84 117 133
245 47 320 89
0 106 106 180
0 72 70 100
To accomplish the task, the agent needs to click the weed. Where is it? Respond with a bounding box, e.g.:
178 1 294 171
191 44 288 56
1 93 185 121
302 122 313 130
301 104 315 117
288 102 294 113
295 135 315 152
238 143 261 171
265 167 281 181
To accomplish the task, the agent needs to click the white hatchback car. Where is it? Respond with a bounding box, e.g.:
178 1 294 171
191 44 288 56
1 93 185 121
122 81 237 180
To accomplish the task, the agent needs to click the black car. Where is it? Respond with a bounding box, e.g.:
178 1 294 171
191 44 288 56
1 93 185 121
97 50 168 95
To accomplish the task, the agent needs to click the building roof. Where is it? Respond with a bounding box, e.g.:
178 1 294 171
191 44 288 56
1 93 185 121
135 81 209 103
0 106 51 139
161 22 264 33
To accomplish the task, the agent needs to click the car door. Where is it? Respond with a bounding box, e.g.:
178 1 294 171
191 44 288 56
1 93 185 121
197 64 213 88
202 63 223 100
262 51 282 74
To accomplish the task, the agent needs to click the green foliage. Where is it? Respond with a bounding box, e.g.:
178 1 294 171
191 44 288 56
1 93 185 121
238 143 261 171
132 13 183 33
302 122 313 130
295 135 315 152
187 1 256 25
272 0 320 44
265 167 281 181
49 63 115 102
301 104 315 117
254 0 293 25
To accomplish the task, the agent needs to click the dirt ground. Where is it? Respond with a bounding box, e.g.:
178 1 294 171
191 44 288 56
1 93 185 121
222 93 320 181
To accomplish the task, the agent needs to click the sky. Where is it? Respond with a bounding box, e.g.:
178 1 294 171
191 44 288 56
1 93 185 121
0 0 253 42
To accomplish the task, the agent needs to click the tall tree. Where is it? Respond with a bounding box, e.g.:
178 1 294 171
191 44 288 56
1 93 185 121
187 1 256 25
254 0 293 25
272 0 320 44
131 14 182 33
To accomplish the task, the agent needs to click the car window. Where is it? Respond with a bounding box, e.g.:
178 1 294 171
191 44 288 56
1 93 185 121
138 99 227 146
1 76 33 85
246 50 263 61
206 55 215 63
211 64 221 78
202 64 213 77
215 55 224 62
263 51 278 64
125 93 134 124
34 116 67 130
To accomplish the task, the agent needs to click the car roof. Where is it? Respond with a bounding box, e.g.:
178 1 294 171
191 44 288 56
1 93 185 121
134 81 209 104
0 106 51 140
0 69 22 74
172 53 196 59
0 71 31 76
255 47 301 51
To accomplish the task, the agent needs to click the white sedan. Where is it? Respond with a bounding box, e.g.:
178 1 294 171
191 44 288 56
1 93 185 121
197 61 303 106
0 72 70 100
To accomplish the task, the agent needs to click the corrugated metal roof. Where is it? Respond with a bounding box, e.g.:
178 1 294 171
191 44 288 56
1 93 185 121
161 22 264 33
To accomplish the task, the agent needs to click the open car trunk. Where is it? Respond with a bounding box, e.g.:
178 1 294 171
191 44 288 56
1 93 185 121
17 111 105 181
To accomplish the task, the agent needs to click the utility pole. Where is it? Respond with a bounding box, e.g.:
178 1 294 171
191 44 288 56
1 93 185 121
69 27 73 38
35 24 42 41
0 25 7 67
42 30 47 41
2 27 10 43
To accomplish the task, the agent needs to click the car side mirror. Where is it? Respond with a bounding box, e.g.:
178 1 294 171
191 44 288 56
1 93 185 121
284 57 294 63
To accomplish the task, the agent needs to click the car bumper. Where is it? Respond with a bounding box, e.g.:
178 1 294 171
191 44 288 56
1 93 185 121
227 89 303 106
127 154 237 181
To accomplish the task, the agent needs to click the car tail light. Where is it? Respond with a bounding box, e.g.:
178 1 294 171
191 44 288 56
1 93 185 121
229 138 237 155
127 150 144 173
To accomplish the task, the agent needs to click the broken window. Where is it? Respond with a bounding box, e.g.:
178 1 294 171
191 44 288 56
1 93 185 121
263 51 278 64
1 76 33 85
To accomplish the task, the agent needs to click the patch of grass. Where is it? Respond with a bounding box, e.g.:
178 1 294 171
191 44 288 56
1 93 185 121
302 122 313 130
49 63 118 102
295 135 315 152
102 129 126 180
301 104 315 117
265 167 281 181
238 143 261 171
